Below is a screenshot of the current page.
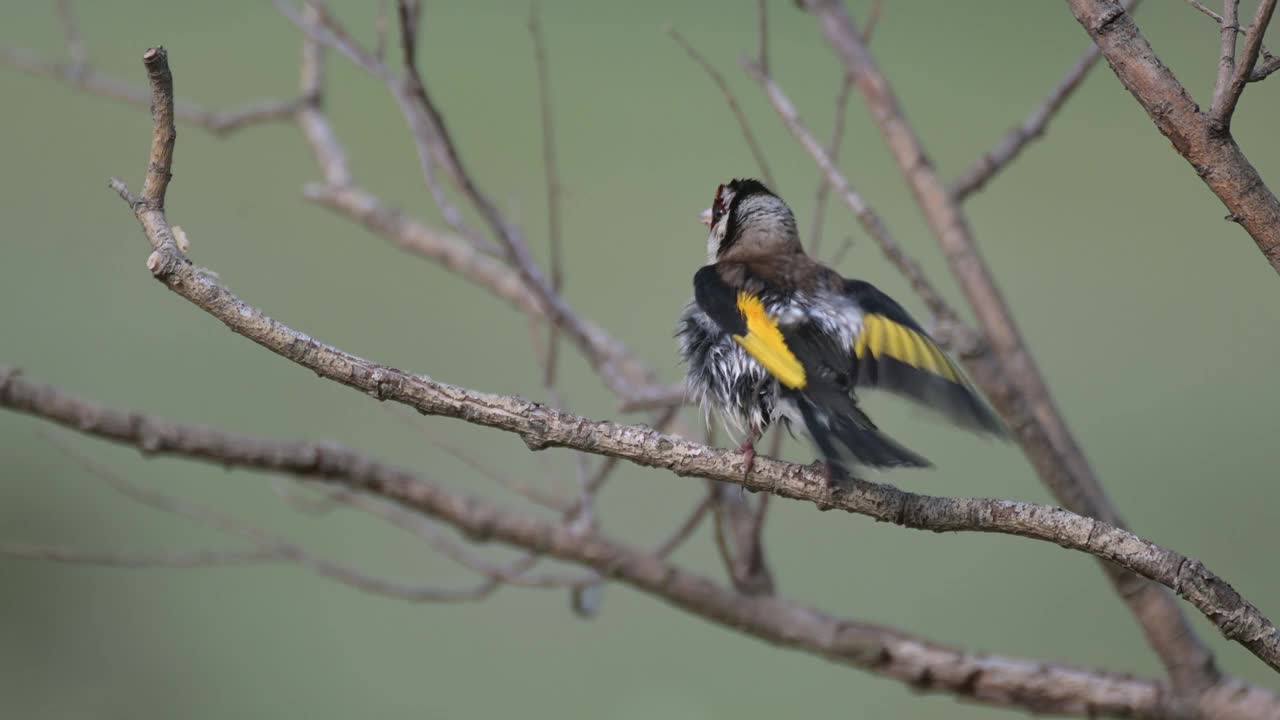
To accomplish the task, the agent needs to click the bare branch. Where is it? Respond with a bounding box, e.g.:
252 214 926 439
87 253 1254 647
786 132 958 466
386 1 493 250
48 436 511 604
667 26 777 190
0 48 307 137
6 369 1280 718
809 74 853 253
387 409 571 512
302 183 656 399
1185 0 1225 22
1213 0 1278 127
529 2 566 387
16 216 1280 676
801 0 1221 693
54 0 87 69
1185 0 1279 83
862 0 883 41
1211 0 1241 112
652 491 714 559
286 1 654 398
756 0 769 73
0 542 277 568
1253 48 1280 80
712 483 775 595
951 0 1141 201
1062 2 1280 275
373 0 391 61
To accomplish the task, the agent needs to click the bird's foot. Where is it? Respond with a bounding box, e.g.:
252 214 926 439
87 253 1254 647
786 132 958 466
821 460 850 488
738 437 756 484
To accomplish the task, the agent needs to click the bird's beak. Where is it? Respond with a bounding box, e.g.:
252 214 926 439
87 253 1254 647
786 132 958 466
699 208 713 227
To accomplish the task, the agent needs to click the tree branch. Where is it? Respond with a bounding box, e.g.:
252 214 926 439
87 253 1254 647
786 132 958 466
95 50 1280 677
951 0 1140 202
0 542 277 569
528 2 567 387
1065 0 1280 275
800 0 1221 695
1210 0 1241 114
7 368 1280 719
281 0 659 402
0 47 309 137
1212 0 1277 127
47 153 1280 674
667 26 777 190
809 74 853 253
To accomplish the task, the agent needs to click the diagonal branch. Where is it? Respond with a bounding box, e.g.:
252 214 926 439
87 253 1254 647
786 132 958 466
6 368 1280 719
809 74 853 254
800 0 1222 696
1065 0 1280 275
528 2 567 387
280 1 658 401
0 542 278 568
951 0 1140 202
1210 0 1241 113
1213 0 1278 127
668 26 777 190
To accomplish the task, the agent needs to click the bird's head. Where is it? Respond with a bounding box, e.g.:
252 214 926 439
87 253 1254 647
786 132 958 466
700 178 801 262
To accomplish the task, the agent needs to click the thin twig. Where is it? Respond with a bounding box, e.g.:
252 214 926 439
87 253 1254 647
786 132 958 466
1184 0 1278 82
809 75 853 253
0 48 309 137
1213 0 1278 126
529 2 566 388
9 369 1280 714
373 0 391 61
391 1 496 252
667 26 777 190
830 235 854 266
388 407 571 512
1212 1 1242 115
1253 47 1280 79
54 0 87 70
290 0 643 395
653 491 715 559
756 0 769 73
0 542 278 568
951 0 1140 202
802 0 1222 694
862 0 883 41
48 435 506 603
1185 0 1224 22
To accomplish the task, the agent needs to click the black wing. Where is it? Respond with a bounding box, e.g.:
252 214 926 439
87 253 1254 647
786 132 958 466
845 280 1006 437
692 266 931 471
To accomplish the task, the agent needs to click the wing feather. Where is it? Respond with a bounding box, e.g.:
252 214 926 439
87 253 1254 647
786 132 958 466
847 281 1006 437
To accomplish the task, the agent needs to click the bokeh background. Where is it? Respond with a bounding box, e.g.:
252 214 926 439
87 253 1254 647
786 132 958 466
3 1 1279 717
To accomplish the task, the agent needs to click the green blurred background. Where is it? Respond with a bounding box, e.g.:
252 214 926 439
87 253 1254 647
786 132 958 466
3 1 1278 717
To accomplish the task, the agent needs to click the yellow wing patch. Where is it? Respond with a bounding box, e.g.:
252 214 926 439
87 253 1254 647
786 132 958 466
732 293 807 390
853 314 958 382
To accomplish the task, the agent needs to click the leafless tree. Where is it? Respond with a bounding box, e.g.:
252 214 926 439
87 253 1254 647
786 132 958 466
3 2 1280 717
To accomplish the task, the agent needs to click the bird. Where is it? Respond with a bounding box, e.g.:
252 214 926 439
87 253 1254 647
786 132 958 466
676 178 1006 483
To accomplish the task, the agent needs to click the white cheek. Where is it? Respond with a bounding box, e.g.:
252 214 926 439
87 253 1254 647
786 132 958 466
705 228 722 263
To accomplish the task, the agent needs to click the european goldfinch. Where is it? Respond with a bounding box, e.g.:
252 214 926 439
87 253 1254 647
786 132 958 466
677 179 1006 481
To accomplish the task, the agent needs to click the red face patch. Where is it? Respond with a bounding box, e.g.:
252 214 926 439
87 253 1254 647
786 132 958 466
710 184 727 227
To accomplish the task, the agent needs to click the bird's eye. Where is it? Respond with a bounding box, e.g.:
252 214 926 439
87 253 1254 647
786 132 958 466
711 185 727 226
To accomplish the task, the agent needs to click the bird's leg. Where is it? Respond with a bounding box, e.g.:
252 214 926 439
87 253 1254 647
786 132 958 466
738 426 761 483
821 460 850 488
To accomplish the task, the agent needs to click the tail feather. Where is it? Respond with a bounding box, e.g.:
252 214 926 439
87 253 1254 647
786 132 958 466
789 388 931 479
